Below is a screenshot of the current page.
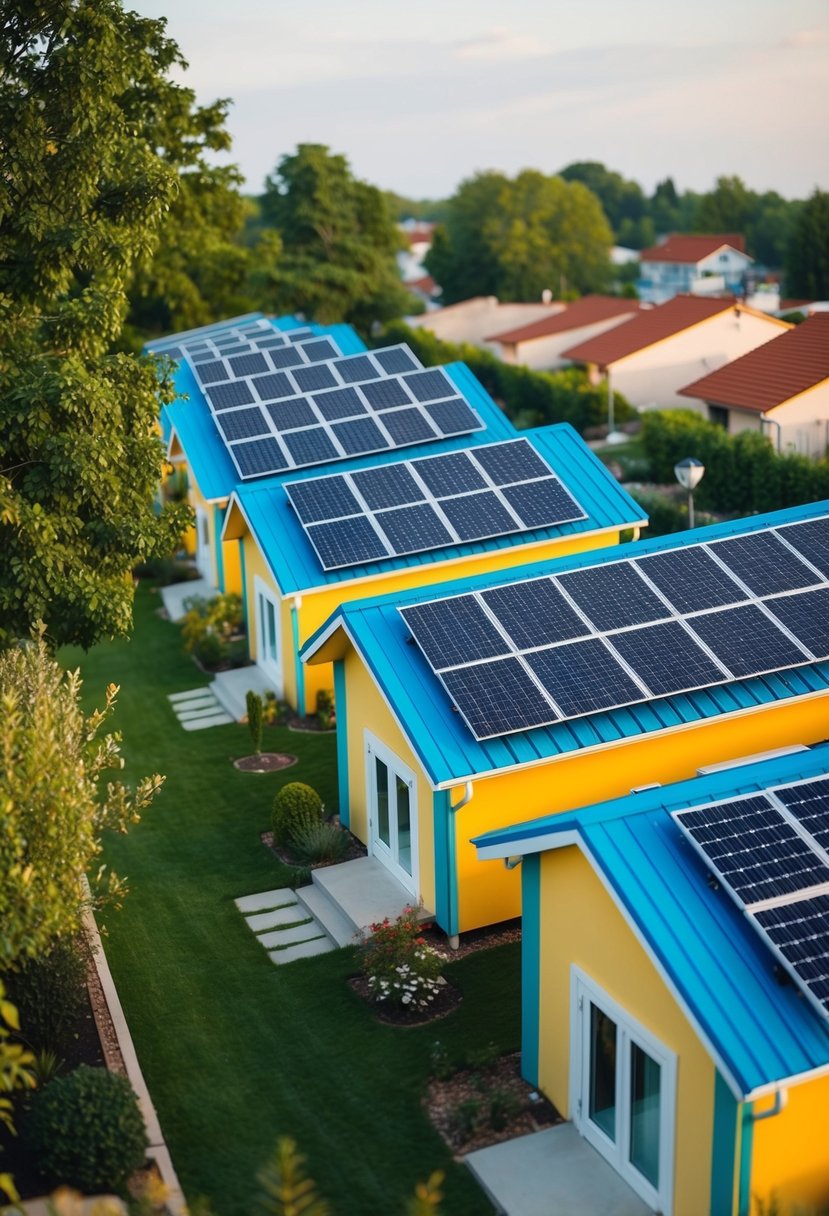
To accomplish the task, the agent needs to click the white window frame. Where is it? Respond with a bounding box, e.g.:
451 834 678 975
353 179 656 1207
254 574 283 697
194 505 213 580
570 966 676 1215
364 730 419 897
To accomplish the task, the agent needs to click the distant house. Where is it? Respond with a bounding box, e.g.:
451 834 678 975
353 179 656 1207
486 295 643 371
638 234 753 305
405 273 441 310
679 313 829 457
407 295 566 351
561 295 790 412
396 221 435 283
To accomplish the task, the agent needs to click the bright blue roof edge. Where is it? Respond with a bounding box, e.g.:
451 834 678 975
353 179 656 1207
233 422 646 595
301 499 829 786
474 743 829 1097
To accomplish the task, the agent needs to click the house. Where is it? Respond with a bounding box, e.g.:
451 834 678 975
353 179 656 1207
220 399 645 715
301 501 829 943
407 295 565 351
473 743 829 1216
637 234 753 305
486 295 643 371
678 313 829 458
562 296 790 412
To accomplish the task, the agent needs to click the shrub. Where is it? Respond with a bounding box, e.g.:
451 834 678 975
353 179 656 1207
181 592 245 668
362 906 443 1010
488 1088 522 1132
316 689 335 730
27 1066 147 1193
246 691 264 754
453 1098 483 1142
272 782 324 846
465 1041 501 1071
5 934 88 1054
290 821 350 865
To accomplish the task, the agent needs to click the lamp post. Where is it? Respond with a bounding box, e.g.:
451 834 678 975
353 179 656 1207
674 457 705 529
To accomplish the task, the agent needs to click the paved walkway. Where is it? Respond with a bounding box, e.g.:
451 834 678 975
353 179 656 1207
235 888 334 965
159 576 215 622
167 687 233 731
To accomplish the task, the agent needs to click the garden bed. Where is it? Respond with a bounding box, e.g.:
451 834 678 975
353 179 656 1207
234 753 297 773
348 974 462 1025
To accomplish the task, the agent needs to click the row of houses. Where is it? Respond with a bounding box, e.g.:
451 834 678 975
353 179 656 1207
150 310 829 1215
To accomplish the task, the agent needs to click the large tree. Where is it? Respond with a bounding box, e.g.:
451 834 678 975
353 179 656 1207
559 161 653 249
786 189 829 299
0 0 192 649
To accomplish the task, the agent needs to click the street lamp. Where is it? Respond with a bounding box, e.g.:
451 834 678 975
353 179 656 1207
674 457 705 529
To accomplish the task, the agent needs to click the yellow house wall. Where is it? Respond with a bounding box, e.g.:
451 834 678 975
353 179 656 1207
238 540 295 702
749 1073 829 1214
536 847 716 1216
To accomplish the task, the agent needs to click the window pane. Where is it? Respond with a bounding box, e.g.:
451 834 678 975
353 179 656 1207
589 1004 617 1141
266 601 277 660
396 775 412 875
375 758 390 847
629 1042 661 1188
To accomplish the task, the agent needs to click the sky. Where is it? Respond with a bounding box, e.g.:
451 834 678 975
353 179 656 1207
133 0 829 202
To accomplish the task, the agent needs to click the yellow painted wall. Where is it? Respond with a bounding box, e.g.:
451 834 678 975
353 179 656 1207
537 846 716 1216
749 1073 829 1214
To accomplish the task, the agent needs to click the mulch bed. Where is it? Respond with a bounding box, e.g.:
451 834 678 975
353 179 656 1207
260 822 367 869
348 974 463 1025
425 1051 562 1155
234 752 297 773
424 918 521 960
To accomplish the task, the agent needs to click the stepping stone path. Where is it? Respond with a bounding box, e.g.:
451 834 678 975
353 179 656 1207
168 688 233 731
234 888 334 965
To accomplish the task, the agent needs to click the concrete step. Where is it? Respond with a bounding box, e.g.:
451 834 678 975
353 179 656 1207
257 921 319 948
268 936 334 965
180 712 233 731
168 688 213 704
310 856 420 940
295 883 358 949
235 889 298 915
211 665 276 723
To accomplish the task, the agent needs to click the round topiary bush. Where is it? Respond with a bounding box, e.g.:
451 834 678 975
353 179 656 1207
272 781 324 846
26 1066 148 1193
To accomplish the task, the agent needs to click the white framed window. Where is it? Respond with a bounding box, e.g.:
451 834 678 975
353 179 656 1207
364 731 419 897
254 575 282 696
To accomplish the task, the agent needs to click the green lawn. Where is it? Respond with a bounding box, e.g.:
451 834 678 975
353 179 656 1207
62 586 518 1215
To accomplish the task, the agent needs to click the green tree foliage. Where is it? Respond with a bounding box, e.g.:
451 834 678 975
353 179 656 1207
0 634 163 968
258 144 413 328
786 190 829 299
258 1138 331 1216
0 0 192 648
425 170 613 303
559 161 653 249
693 176 798 267
383 191 450 224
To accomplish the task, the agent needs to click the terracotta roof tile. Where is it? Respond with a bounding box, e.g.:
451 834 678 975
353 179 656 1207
640 233 748 263
561 295 741 367
487 295 642 344
678 314 829 413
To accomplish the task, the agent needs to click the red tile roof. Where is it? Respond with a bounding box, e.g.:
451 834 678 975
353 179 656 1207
407 274 438 294
487 295 642 345
640 233 747 264
561 295 742 367
678 314 828 413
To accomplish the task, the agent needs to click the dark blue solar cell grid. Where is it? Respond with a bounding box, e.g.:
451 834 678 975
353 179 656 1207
184 340 211 351
351 465 424 510
440 492 516 542
775 779 829 852
194 359 229 385
472 440 551 485
264 399 318 432
267 346 306 370
282 427 340 466
441 658 558 739
778 519 829 579
305 516 389 569
360 379 413 410
215 407 270 442
300 337 339 362
214 343 250 357
676 796 829 904
251 372 296 402
635 546 748 614
228 354 270 378
688 603 808 678
558 563 670 632
402 368 454 402
411 452 486 498
232 437 288 477
526 637 644 718
381 408 436 445
501 479 585 529
401 596 510 669
335 354 381 384
330 416 389 456
765 588 829 659
481 580 591 650
252 334 289 349
710 533 819 596
752 895 829 1014
283 328 314 342
206 380 256 410
377 503 453 555
609 621 725 697
312 387 366 421
286 476 362 525
292 364 339 393
425 397 482 436
374 347 419 375
160 345 183 359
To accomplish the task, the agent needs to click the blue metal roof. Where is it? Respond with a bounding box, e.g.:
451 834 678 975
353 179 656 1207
229 417 645 595
301 500 829 788
473 743 829 1097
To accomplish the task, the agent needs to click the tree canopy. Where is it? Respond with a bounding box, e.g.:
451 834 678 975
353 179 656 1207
786 190 829 299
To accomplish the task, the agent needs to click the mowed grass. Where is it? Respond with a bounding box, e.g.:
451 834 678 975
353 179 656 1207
62 585 517 1215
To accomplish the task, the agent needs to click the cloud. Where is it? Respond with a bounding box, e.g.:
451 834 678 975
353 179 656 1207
452 27 550 61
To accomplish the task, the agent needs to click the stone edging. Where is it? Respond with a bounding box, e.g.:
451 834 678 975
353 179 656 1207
82 905 187 1216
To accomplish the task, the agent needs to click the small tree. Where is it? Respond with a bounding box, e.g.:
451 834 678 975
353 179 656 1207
246 690 264 755
258 1137 331 1216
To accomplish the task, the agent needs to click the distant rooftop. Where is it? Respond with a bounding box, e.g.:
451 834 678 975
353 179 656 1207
488 295 642 345
640 233 748 263
561 294 743 367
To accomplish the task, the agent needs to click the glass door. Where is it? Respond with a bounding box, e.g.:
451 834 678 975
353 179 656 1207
195 506 213 581
254 576 283 696
366 735 418 895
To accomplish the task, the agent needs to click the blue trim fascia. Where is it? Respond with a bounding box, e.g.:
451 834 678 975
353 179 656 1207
521 854 541 1086
711 1071 739 1215
738 1103 754 1216
291 601 306 714
333 660 349 827
238 540 248 634
432 791 458 936
213 505 225 591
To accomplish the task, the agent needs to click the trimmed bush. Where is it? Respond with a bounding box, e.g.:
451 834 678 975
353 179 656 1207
272 782 324 846
246 690 264 754
4 934 87 1054
27 1066 147 1193
290 821 350 864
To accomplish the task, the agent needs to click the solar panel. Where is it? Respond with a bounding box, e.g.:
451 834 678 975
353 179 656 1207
374 347 419 374
231 438 288 477
331 416 389 456
526 638 644 718
286 476 361 524
282 428 340 465
403 369 454 402
609 620 726 696
263 399 318 431
378 503 454 554
688 603 808 678
361 379 413 410
305 516 388 568
193 360 229 386
336 355 381 384
481 580 591 649
400 596 509 669
298 337 339 362
215 408 271 442
251 372 296 402
292 364 339 393
635 547 748 614
775 780 829 852
381 408 436 445
441 659 557 739
426 398 483 435
207 381 256 410
751 897 829 1016
440 491 516 541
312 387 367 421
778 519 829 578
709 533 819 596
558 564 669 632
472 441 552 485
411 452 486 497
764 587 829 657
501 479 585 529
228 352 270 378
351 465 424 510
268 346 307 370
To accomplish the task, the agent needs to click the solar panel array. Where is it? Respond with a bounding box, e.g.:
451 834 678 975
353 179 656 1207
399 515 829 740
283 438 586 571
183 339 486 481
673 777 829 1020
147 317 316 361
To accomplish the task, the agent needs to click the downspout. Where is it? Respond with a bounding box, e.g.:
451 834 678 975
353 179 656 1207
445 781 474 949
761 413 782 454
748 1088 788 1122
290 595 305 714
739 1089 788 1215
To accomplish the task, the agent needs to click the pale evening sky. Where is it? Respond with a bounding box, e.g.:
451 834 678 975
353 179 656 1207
133 0 829 201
